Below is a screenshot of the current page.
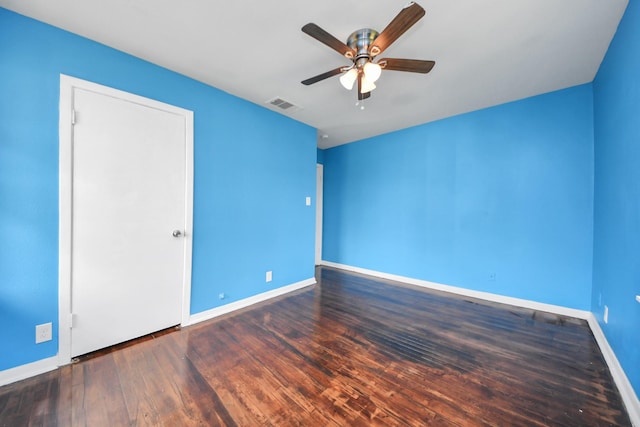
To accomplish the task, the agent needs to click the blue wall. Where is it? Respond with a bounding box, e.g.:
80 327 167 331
593 0 640 396
0 9 316 371
323 85 594 309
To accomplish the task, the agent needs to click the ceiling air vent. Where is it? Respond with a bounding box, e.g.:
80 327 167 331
266 97 301 113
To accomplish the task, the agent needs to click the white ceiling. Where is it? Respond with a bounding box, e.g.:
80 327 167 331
0 0 628 148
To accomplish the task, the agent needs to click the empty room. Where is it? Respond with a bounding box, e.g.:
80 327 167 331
0 0 638 425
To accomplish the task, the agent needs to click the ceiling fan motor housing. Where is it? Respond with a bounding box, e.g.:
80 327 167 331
347 28 379 67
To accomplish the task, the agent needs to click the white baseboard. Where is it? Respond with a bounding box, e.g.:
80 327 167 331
186 277 316 326
0 356 58 387
320 261 590 319
320 261 639 426
587 314 640 426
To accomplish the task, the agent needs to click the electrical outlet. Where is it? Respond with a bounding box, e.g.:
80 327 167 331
266 271 273 282
604 305 609 324
219 293 225 300
35 322 52 344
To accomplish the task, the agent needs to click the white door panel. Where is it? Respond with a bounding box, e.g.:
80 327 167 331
71 88 186 357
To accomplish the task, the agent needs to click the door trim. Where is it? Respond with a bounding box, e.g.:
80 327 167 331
58 74 194 365
315 164 323 264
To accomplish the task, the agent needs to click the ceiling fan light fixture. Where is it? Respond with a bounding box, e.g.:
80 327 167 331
339 68 358 90
363 62 382 83
360 76 376 93
301 3 433 102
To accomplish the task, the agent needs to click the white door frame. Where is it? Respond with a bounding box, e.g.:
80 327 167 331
315 164 323 265
58 74 194 365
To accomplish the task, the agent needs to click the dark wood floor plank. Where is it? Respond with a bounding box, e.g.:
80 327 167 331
205 318 331 425
189 322 292 425
75 354 130 426
0 266 632 426
269 310 461 424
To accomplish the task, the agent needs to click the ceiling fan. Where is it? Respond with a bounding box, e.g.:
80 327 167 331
301 2 435 102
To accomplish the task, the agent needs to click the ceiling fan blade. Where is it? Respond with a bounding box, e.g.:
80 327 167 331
369 2 425 57
379 58 435 73
301 67 346 85
302 23 356 58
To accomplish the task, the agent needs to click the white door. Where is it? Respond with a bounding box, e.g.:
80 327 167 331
69 86 188 357
315 164 323 264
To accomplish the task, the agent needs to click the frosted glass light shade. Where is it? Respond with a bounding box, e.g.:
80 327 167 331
339 69 358 90
363 62 382 82
360 76 376 93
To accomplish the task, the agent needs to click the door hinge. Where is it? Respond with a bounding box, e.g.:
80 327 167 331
71 109 76 125
69 313 77 328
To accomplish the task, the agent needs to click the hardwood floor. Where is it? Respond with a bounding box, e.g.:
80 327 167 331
0 267 631 426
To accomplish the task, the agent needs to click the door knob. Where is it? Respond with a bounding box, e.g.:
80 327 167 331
172 230 182 237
